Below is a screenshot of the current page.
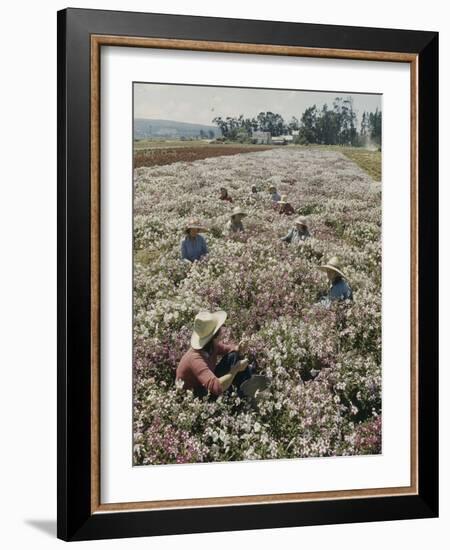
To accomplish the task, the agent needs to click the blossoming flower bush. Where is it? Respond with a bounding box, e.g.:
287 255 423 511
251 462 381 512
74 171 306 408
133 148 382 465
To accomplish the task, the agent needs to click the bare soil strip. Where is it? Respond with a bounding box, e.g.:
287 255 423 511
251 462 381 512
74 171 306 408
134 145 274 168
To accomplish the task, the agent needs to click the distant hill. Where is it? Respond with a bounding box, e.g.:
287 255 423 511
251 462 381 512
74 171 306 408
134 119 221 139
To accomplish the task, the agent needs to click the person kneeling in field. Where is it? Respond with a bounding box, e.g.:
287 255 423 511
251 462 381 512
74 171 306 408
176 310 268 399
219 186 233 203
269 185 281 203
226 206 247 234
180 219 209 262
277 195 295 216
317 256 353 305
281 217 310 244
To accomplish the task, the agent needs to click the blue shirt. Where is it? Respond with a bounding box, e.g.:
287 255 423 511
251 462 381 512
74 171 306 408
180 234 208 262
271 192 281 202
329 277 353 301
317 277 353 307
281 227 310 244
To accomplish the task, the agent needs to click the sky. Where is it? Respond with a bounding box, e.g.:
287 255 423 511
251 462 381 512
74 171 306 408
134 82 381 127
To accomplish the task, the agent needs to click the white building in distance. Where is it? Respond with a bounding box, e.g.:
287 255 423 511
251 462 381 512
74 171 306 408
252 131 272 144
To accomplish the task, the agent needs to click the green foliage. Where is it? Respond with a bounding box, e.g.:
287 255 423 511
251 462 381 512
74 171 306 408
211 97 381 148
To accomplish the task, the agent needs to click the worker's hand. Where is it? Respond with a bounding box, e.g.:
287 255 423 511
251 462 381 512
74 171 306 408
237 339 249 355
234 358 249 373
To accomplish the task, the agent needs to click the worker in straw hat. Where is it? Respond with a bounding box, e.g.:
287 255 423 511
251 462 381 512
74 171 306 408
226 206 247 234
317 256 353 304
180 218 209 262
280 217 311 244
268 185 281 203
176 310 268 399
277 195 295 216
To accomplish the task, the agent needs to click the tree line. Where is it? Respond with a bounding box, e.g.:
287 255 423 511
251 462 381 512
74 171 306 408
212 97 382 147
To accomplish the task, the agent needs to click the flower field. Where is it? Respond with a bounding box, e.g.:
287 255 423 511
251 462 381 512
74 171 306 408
133 147 382 465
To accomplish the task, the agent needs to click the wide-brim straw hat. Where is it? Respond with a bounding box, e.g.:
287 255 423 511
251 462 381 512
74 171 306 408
191 310 227 350
318 256 346 279
278 195 289 205
295 217 308 228
230 207 247 218
185 218 208 231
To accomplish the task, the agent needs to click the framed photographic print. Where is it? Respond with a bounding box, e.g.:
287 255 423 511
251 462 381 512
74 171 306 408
57 7 439 542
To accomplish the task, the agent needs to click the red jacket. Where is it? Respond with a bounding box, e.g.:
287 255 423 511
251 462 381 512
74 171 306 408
279 203 295 215
220 195 233 203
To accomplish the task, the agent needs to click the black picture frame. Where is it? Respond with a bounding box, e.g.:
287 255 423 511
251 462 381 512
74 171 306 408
57 7 438 542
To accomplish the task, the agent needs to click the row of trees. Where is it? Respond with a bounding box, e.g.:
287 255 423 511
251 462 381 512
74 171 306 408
212 97 382 146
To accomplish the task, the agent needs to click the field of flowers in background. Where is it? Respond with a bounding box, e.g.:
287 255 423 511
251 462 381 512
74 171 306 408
133 147 382 465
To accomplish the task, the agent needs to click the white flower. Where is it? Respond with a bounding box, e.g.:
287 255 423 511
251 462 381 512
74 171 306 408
175 378 185 390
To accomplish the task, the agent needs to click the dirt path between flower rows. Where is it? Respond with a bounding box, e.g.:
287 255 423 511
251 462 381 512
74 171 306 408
134 145 274 168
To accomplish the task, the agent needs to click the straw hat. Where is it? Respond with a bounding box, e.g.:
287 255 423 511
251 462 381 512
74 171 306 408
269 185 277 192
230 206 247 219
185 218 207 231
278 195 290 205
191 310 227 350
318 256 346 279
295 217 308 228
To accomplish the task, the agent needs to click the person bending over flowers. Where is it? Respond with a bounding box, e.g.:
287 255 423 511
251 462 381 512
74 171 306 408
219 186 233 203
317 256 353 305
277 195 295 216
180 219 208 263
225 206 247 234
176 310 268 399
281 217 310 244
269 185 281 203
